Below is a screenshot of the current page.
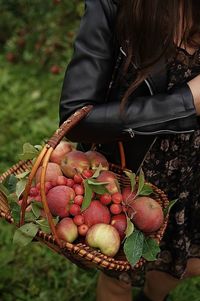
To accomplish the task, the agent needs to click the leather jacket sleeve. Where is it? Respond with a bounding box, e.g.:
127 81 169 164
59 0 199 143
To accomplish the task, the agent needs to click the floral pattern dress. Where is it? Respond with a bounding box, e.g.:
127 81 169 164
141 47 200 279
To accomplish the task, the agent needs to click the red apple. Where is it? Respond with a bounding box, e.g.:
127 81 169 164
46 185 75 218
96 171 120 194
6 52 17 63
128 197 164 233
50 141 73 164
122 187 137 204
35 162 62 184
85 151 109 170
83 200 111 227
50 65 61 74
60 150 90 178
86 223 120 257
111 214 127 240
56 217 78 242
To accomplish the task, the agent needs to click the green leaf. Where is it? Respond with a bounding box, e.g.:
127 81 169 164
16 178 27 199
36 219 51 233
87 179 109 186
164 199 178 216
10 202 21 223
7 193 18 204
125 217 134 238
142 237 160 261
15 170 30 180
124 170 136 192
24 211 36 223
13 223 39 246
81 180 93 210
36 217 59 234
139 184 153 196
3 175 18 194
89 184 108 195
18 142 39 161
92 164 105 178
34 144 43 151
0 183 9 197
31 202 42 219
137 169 145 195
124 229 144 266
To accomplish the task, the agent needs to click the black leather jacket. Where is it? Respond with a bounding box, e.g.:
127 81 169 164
59 0 199 172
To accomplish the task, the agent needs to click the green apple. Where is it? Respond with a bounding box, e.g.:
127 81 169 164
86 223 120 257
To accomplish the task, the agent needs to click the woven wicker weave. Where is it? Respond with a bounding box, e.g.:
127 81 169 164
0 106 169 280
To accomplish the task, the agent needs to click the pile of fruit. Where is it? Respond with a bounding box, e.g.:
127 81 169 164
1 140 169 266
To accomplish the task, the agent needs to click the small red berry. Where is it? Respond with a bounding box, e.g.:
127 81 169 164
45 182 53 193
50 179 57 187
100 193 112 205
74 195 84 206
73 184 84 195
34 195 42 202
110 204 122 215
73 174 83 184
69 204 81 216
78 224 89 236
82 169 94 179
29 187 39 197
56 176 68 186
112 192 123 204
73 214 84 226
66 178 74 187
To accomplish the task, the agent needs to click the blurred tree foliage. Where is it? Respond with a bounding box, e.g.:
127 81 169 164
1 0 84 71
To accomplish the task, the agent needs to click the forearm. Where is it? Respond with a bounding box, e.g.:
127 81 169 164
61 84 198 144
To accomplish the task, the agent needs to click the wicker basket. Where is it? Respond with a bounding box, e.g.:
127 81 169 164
0 106 169 281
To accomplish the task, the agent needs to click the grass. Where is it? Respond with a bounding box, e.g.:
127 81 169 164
0 57 200 301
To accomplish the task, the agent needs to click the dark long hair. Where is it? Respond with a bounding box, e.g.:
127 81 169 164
117 0 200 102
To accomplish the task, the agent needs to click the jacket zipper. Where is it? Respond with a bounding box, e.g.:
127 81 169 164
135 78 157 174
144 79 154 96
125 78 155 138
125 78 195 136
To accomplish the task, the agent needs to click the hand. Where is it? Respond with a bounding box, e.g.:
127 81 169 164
187 75 200 115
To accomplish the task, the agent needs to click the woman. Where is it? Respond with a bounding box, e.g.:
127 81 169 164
59 1 200 301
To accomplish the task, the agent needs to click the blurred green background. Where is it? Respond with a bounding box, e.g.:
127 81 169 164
0 1 200 300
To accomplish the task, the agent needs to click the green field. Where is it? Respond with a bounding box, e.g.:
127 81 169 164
0 1 200 300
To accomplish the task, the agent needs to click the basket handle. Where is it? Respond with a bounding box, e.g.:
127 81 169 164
48 105 93 148
20 105 93 246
